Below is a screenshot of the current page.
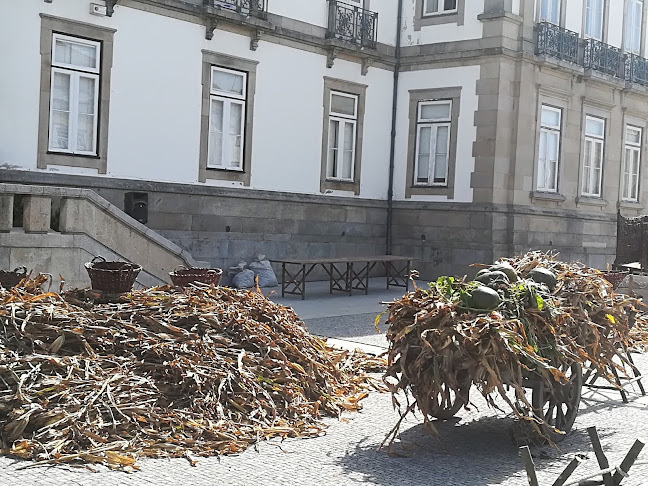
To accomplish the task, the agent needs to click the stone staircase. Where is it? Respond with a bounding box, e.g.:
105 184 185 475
0 183 206 291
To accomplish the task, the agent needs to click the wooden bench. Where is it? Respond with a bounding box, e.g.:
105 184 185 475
270 255 415 300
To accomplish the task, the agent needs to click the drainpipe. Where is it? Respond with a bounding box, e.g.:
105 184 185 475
386 0 403 255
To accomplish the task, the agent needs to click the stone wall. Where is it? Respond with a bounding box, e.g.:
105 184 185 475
0 171 619 283
0 170 388 282
392 201 617 280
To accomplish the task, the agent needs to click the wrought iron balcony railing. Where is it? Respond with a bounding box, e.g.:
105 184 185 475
584 38 624 78
327 0 378 49
626 54 648 86
536 22 579 64
204 0 267 18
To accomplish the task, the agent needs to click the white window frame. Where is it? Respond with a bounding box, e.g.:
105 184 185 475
413 100 452 187
537 105 562 192
326 91 358 182
582 116 606 197
207 66 247 171
422 0 458 17
625 0 644 54
539 0 561 24
48 34 101 156
622 125 642 201
584 0 605 40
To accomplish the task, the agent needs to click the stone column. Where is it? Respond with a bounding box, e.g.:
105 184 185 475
0 194 13 232
23 196 51 233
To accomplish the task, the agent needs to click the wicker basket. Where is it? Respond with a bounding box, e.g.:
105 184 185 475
0 267 27 289
601 271 629 290
85 256 141 294
170 266 222 287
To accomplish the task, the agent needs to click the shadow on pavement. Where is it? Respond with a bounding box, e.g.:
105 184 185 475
335 410 619 486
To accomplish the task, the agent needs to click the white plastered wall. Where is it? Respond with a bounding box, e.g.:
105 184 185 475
393 65 481 203
0 1 394 199
401 0 484 46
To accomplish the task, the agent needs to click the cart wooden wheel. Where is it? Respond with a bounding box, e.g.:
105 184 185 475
429 382 470 420
532 362 582 442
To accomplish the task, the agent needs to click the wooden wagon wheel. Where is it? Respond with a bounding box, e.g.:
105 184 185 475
429 382 470 420
531 362 582 442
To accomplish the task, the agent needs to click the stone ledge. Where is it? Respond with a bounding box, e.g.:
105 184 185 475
576 196 609 208
530 191 567 204
618 200 645 211
0 169 387 209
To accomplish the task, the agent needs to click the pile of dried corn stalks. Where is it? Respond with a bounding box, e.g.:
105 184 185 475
0 277 383 470
382 251 642 446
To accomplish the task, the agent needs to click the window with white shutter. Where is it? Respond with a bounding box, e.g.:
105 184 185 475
622 126 642 201
625 0 643 54
584 0 604 40
207 66 246 171
537 105 562 192
539 0 561 24
327 91 358 181
423 0 458 16
48 34 100 156
413 100 451 186
582 116 605 197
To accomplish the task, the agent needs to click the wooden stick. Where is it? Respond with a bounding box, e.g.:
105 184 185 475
613 439 645 485
552 455 585 486
587 426 614 486
520 446 540 486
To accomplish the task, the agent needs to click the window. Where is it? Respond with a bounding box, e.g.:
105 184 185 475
537 105 561 192
622 126 642 201
199 51 257 185
38 16 114 173
582 116 605 197
320 78 366 195
540 0 561 24
625 0 643 54
414 101 451 186
423 0 457 16
585 0 604 40
48 34 100 156
414 0 464 29
405 87 460 198
207 66 246 171
327 91 358 181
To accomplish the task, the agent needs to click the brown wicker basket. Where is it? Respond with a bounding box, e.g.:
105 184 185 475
0 267 28 289
601 271 629 290
85 256 141 294
170 266 222 287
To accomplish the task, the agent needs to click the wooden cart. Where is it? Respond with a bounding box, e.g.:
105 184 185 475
429 361 583 442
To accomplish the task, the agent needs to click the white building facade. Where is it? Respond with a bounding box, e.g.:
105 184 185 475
0 0 645 277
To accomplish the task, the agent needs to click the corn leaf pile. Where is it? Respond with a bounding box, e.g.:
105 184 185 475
0 277 383 470
382 252 642 445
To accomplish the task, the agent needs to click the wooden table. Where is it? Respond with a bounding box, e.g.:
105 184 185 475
270 255 415 300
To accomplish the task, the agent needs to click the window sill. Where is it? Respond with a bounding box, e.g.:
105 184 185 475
618 200 645 211
576 196 608 208
530 191 566 203
422 11 458 18
206 167 244 173
413 184 449 189
325 178 355 184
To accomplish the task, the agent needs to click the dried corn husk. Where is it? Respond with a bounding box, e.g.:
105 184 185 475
382 251 642 446
0 277 385 469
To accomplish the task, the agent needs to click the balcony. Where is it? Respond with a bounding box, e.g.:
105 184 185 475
626 54 648 87
327 0 378 49
536 22 579 64
203 0 268 19
535 22 648 86
584 38 624 78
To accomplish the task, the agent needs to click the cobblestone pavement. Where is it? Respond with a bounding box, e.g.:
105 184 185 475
2 288 648 485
